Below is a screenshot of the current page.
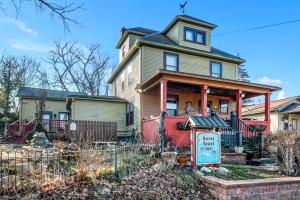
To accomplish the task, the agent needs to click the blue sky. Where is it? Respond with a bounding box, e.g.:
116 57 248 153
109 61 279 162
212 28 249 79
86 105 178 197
0 0 299 101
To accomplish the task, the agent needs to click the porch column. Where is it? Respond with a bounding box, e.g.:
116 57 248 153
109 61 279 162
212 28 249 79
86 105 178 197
201 84 208 117
265 92 271 121
160 79 168 113
236 89 242 119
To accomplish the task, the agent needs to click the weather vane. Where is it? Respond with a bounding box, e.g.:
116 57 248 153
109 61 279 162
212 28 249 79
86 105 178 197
180 1 187 14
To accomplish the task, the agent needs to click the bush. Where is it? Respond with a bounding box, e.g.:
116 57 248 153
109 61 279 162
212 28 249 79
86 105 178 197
26 122 48 141
267 131 300 176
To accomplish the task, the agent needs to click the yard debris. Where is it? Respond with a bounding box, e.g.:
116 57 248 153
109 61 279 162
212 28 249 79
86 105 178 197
109 168 215 200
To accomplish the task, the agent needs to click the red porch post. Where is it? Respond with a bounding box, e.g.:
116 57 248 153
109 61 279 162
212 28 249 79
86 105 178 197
160 79 168 113
236 89 242 119
201 84 208 117
265 92 271 121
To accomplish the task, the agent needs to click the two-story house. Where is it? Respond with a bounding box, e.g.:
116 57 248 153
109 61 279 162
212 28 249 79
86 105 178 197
108 15 280 147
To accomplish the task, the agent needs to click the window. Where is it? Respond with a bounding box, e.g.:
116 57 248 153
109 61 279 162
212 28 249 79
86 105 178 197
219 100 229 114
196 32 205 44
121 73 125 90
210 61 222 78
164 52 178 71
184 27 206 45
122 45 126 58
127 65 133 85
185 28 194 41
167 95 178 116
126 101 134 126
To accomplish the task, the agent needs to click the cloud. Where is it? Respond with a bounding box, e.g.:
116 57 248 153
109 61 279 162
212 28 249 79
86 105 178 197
257 76 288 87
11 41 51 53
6 18 38 36
276 91 285 100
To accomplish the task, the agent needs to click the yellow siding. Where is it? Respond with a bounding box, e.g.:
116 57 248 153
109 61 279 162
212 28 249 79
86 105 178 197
141 46 162 81
72 99 127 136
166 23 179 44
111 50 142 133
20 98 67 120
177 22 211 52
141 47 238 82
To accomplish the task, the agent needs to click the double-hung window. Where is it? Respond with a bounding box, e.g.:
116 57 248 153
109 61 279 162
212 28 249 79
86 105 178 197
164 52 178 71
219 100 229 114
126 101 134 126
127 65 132 86
121 73 125 90
210 61 222 78
166 95 178 116
184 27 206 45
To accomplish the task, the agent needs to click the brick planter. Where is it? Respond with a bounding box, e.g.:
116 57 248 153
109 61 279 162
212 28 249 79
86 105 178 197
221 153 247 165
202 176 300 200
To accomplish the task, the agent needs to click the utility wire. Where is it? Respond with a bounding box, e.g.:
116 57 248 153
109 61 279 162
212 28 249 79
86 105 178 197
213 19 300 37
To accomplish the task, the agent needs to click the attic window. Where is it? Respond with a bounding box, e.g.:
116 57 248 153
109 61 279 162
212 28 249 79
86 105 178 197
184 27 206 45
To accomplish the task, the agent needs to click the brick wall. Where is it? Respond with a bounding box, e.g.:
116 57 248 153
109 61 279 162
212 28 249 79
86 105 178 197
203 176 300 200
221 153 247 165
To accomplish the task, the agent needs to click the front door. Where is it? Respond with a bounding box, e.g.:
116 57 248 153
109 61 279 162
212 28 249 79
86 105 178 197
42 112 52 131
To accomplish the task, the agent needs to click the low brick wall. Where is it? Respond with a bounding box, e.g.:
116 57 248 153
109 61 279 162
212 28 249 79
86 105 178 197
221 153 247 165
203 176 300 200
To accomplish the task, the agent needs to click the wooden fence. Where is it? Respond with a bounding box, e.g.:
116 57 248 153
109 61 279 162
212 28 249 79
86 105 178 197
8 119 117 143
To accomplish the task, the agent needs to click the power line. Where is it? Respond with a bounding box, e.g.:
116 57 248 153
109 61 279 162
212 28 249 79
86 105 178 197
213 19 300 37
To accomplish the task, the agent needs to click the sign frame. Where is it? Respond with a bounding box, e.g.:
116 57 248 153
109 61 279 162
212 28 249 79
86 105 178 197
195 131 221 165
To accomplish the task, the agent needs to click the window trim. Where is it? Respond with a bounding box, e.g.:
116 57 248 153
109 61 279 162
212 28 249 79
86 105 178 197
210 61 223 78
184 27 206 45
163 52 179 72
166 94 179 116
219 99 229 114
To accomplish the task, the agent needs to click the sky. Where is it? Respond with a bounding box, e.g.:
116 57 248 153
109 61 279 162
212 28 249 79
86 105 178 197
0 0 299 101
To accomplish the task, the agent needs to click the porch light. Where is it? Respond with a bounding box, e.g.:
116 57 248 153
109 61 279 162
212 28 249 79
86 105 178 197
136 88 143 93
206 88 210 94
240 92 246 98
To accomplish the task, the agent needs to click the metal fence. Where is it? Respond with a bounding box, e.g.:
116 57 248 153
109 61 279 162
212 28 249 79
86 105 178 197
0 143 155 193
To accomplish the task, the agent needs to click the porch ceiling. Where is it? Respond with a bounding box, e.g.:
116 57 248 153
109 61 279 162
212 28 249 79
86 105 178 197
139 70 281 97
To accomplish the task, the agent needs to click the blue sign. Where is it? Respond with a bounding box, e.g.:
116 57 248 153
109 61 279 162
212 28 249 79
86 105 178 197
196 132 221 165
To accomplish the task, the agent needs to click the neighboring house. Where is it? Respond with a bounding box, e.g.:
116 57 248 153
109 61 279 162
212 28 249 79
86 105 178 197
17 87 85 121
16 87 127 136
108 15 280 147
243 96 300 134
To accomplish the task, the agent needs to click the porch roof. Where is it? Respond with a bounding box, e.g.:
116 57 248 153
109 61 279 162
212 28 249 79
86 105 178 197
184 116 228 129
139 70 281 96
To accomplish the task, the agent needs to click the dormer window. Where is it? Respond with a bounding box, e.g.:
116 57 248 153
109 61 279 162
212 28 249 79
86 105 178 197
184 27 206 45
122 45 126 58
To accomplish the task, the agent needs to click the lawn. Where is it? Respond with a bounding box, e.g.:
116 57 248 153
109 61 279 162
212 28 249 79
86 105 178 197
211 164 284 180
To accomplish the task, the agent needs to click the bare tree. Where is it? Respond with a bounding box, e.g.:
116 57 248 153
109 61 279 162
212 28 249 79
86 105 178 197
0 0 84 31
0 53 40 115
45 41 112 96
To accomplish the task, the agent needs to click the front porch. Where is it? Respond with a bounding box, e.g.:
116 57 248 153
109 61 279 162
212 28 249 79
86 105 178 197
141 70 278 148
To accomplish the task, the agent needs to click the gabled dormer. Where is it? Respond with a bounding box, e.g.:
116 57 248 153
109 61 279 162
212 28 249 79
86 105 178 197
162 15 217 52
116 27 157 62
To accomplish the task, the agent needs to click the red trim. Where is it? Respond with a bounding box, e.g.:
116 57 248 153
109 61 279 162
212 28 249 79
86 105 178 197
265 92 271 122
201 84 208 116
236 89 242 118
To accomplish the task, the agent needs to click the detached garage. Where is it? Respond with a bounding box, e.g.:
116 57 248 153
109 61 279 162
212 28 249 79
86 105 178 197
66 95 128 137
